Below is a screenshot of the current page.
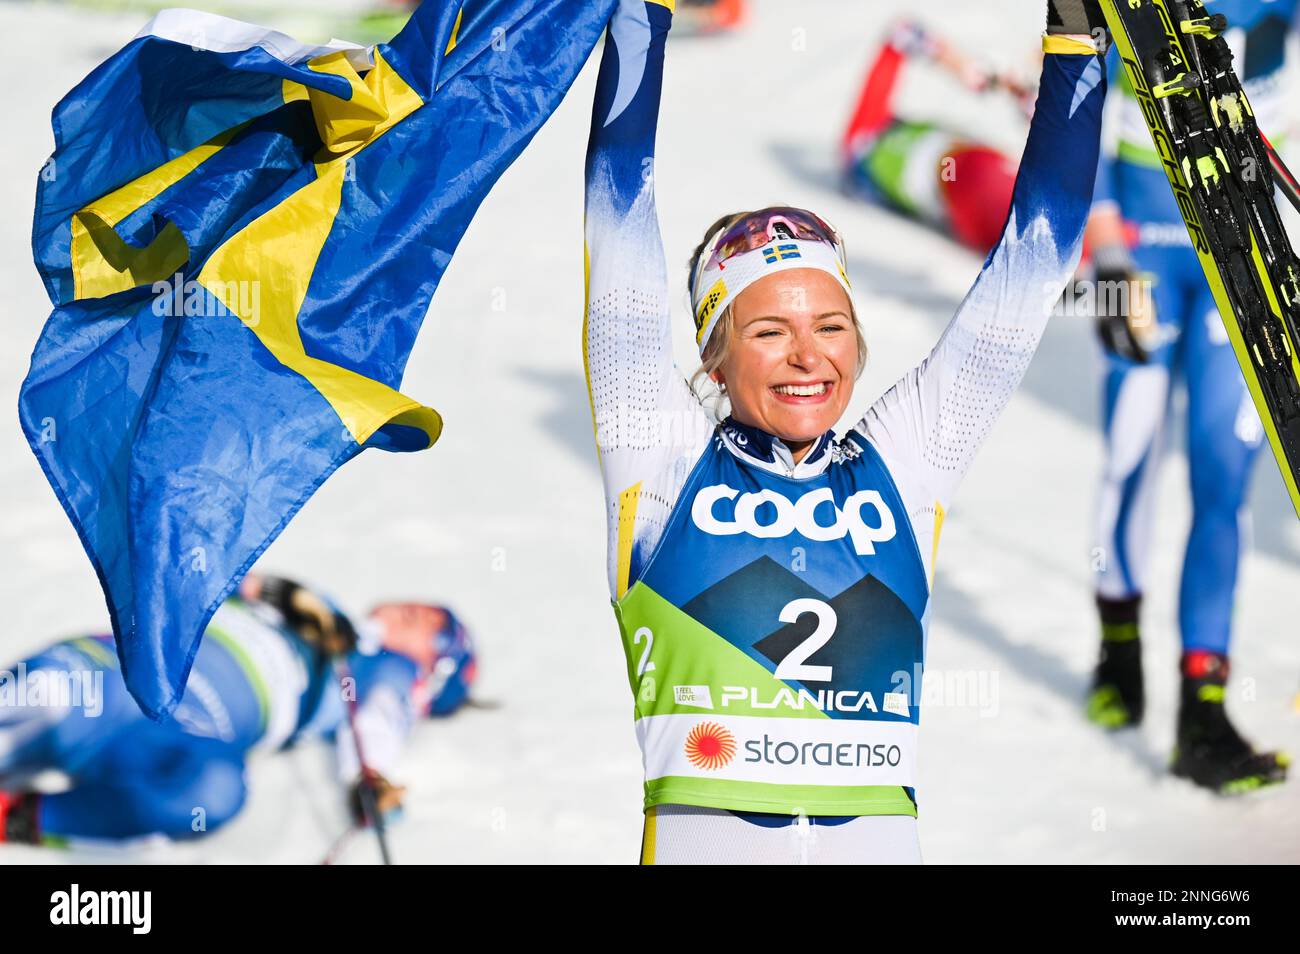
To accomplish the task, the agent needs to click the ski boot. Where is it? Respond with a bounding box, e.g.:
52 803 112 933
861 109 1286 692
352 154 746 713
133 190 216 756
0 790 40 845
1086 595 1144 729
1171 651 1290 795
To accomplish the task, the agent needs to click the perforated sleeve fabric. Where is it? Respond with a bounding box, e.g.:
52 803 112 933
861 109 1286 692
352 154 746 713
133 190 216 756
853 42 1106 556
583 0 712 600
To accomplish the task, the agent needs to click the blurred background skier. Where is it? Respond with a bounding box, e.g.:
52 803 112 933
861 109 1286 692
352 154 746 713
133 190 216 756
840 18 1034 254
0 573 476 845
1083 0 1295 795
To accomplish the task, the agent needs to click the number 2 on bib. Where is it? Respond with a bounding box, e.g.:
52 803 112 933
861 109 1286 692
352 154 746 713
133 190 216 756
773 598 836 683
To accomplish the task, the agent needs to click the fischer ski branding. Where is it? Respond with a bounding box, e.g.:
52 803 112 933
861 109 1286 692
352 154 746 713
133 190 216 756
1100 0 1300 517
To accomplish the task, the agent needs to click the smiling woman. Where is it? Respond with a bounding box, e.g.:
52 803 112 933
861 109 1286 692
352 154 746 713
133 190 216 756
582 0 1108 864
689 209 869 457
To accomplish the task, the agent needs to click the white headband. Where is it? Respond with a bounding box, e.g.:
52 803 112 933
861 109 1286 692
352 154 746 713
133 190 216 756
690 238 854 354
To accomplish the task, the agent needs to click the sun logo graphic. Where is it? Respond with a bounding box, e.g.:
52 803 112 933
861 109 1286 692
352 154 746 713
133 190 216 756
684 721 736 770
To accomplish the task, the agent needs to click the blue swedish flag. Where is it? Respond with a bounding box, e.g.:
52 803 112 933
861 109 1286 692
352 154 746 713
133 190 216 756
20 0 617 719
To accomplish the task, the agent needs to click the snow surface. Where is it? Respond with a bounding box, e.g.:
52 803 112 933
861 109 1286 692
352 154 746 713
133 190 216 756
2 0 1298 864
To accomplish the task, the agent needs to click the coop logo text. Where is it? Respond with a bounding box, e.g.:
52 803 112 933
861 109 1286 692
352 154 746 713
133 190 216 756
691 484 896 554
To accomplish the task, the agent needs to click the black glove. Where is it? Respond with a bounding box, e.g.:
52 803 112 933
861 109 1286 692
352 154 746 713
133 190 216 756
255 575 359 656
1093 244 1156 364
1047 0 1109 43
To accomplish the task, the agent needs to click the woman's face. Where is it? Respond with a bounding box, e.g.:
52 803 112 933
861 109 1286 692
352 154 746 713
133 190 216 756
712 268 857 449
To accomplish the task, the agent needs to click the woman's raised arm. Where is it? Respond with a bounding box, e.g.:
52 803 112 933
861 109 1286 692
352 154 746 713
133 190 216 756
854 31 1107 550
583 0 713 600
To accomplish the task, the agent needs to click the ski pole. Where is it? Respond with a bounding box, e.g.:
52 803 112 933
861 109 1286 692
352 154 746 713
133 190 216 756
1262 134 1300 217
334 658 394 865
320 823 359 866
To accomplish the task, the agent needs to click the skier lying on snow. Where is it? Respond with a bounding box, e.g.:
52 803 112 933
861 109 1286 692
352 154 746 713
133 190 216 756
840 18 1034 254
0 574 476 846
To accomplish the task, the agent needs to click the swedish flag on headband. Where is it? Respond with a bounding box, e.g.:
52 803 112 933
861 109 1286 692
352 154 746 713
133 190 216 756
20 0 618 719
761 244 801 263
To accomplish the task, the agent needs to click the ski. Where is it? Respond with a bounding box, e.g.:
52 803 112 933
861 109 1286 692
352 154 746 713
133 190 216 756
1100 0 1300 517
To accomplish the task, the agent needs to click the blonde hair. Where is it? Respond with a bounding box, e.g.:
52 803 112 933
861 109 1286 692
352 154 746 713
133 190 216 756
687 209 868 411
